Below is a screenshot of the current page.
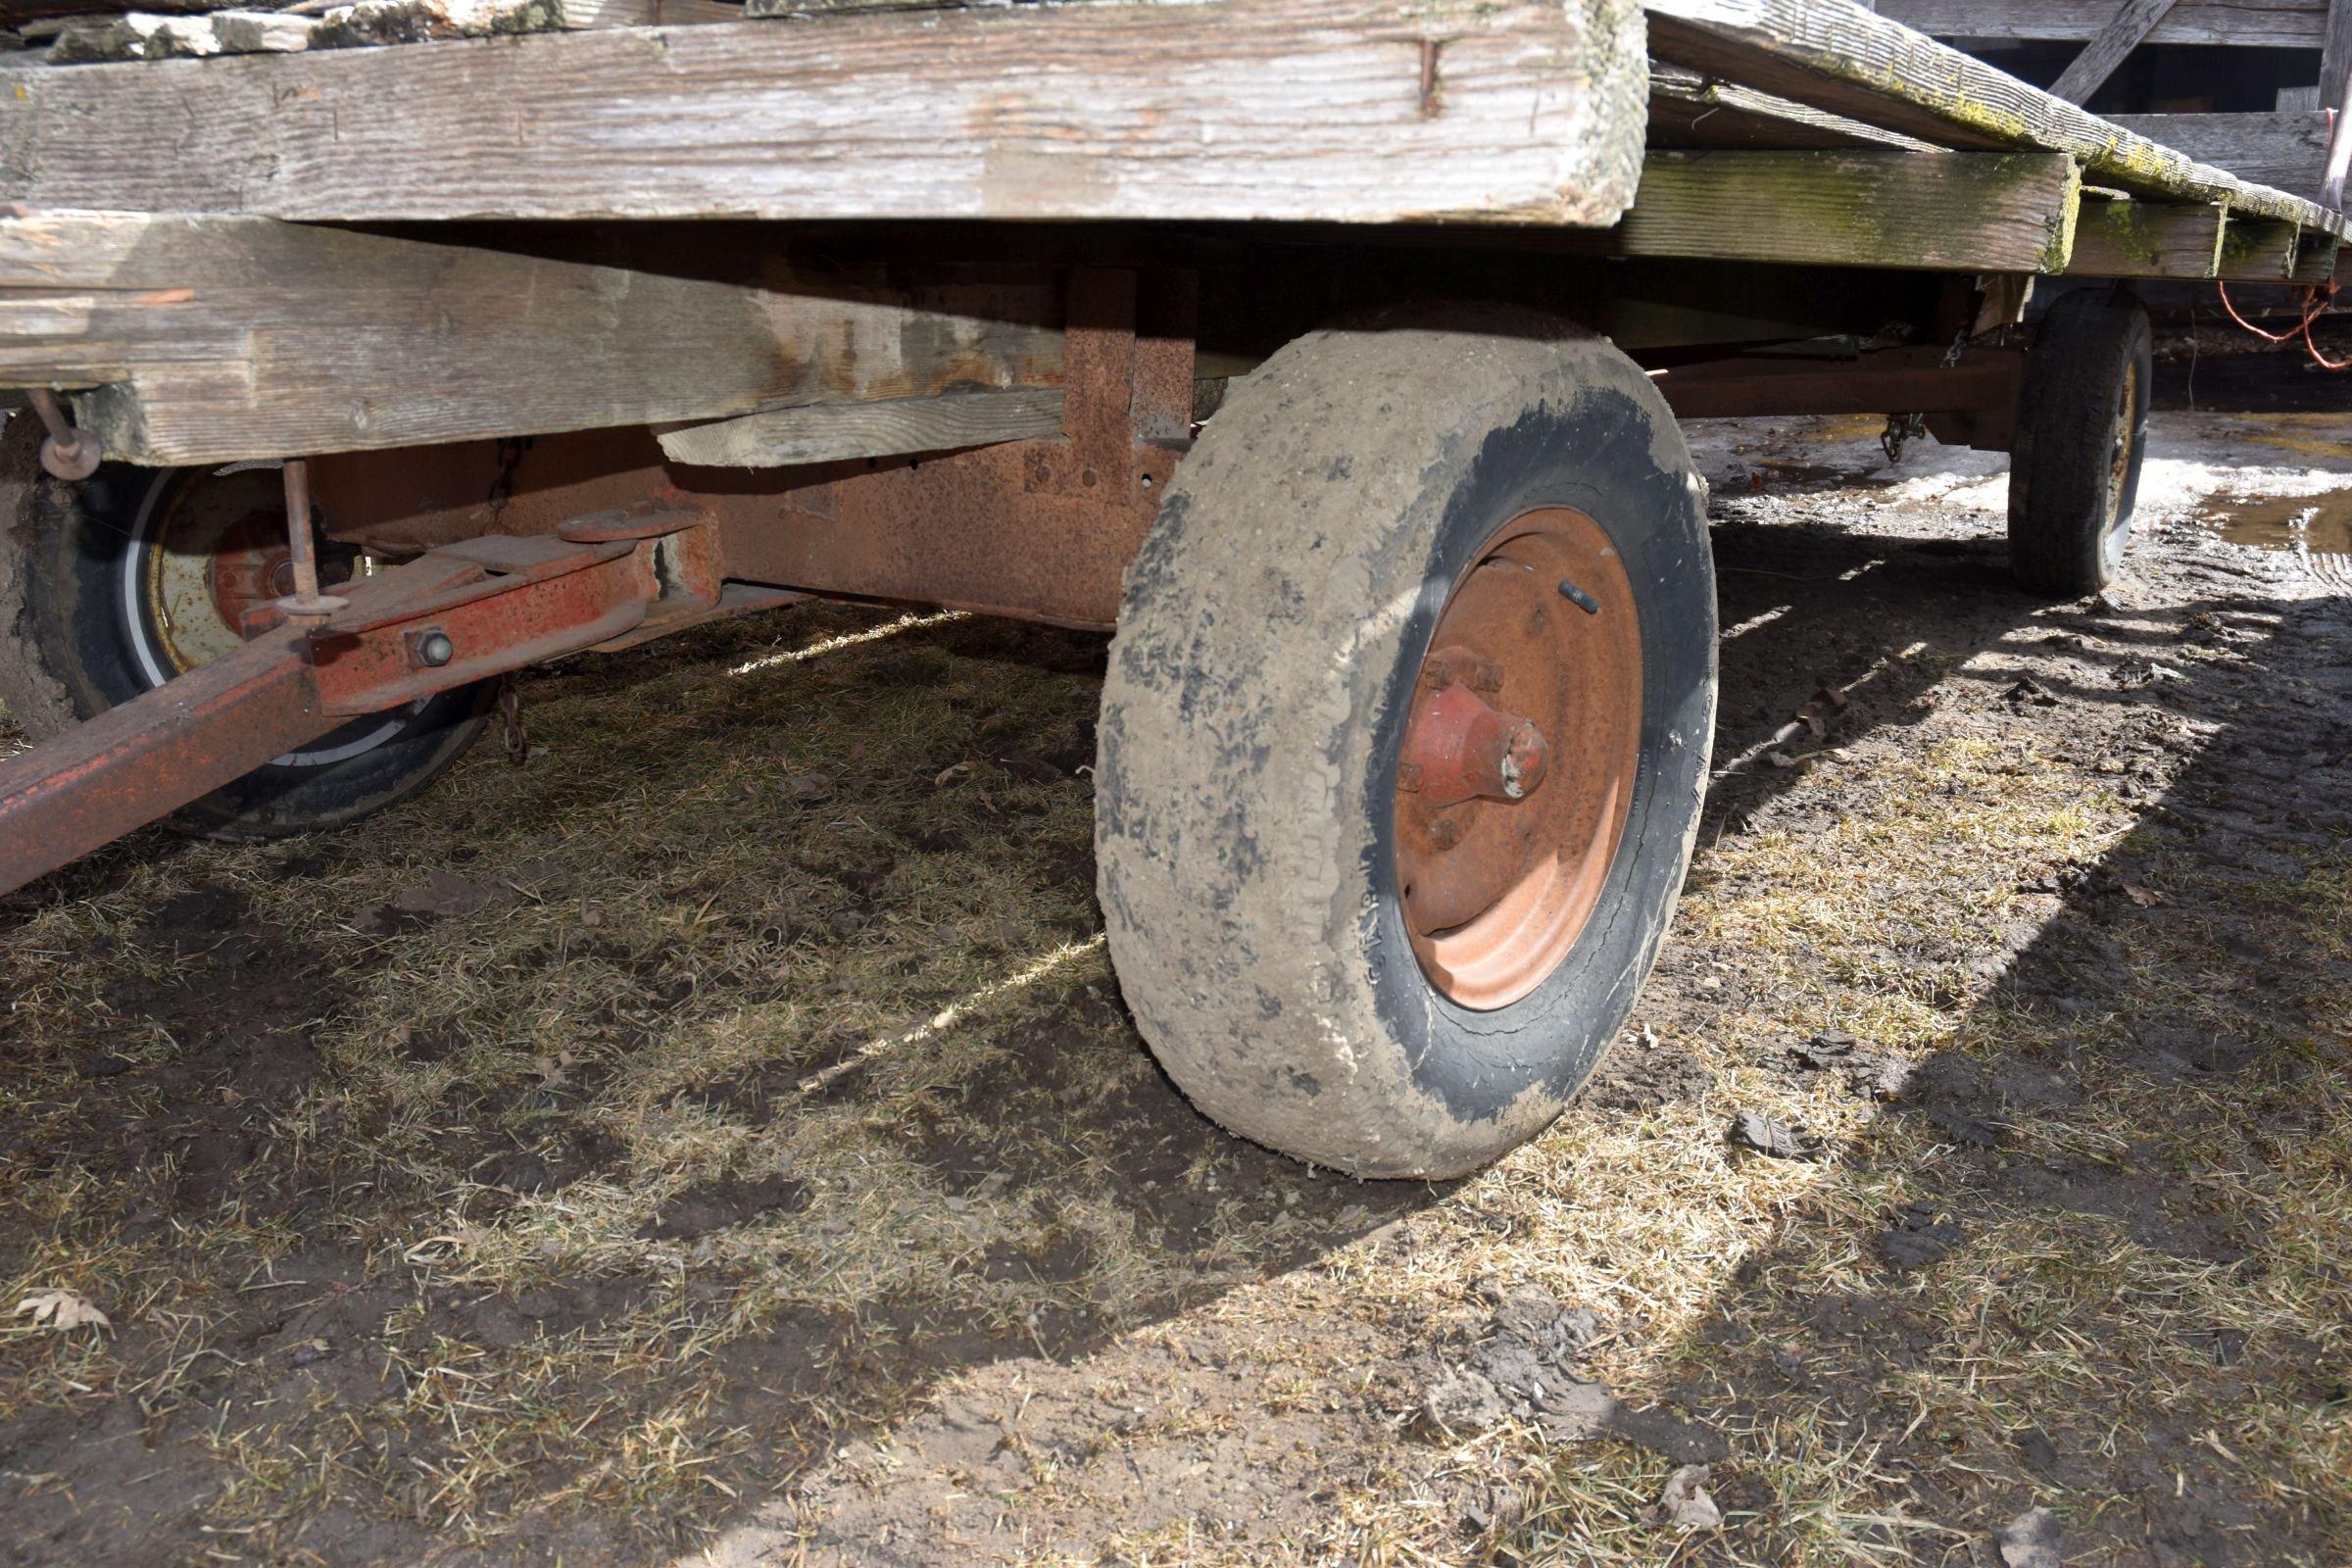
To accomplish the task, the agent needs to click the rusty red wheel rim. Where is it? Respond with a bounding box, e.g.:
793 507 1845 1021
1395 507 1643 1010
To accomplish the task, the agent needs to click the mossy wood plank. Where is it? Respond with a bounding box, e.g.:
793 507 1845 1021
0 0 1647 227
2108 113 2331 200
1643 0 2343 233
1610 150 2080 272
2215 217 2303 279
2065 199 2228 277
0 210 1067 466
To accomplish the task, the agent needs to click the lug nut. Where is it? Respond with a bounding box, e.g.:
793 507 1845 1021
413 629 455 667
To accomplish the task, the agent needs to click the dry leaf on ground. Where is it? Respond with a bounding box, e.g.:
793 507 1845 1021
14 1289 110 1334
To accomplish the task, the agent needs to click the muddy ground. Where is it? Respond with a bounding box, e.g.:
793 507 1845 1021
0 391 2347 1566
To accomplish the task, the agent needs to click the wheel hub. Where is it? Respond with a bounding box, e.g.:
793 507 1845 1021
1395 507 1643 1010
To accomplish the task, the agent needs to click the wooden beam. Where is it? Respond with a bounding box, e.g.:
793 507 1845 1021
2065 198 2227 276
1875 0 2325 49
2292 229 2341 280
1609 151 2080 271
0 211 1066 466
0 0 1646 227
2215 217 2303 279
660 388 1065 467
1642 0 2341 231
2047 0 2180 105
2108 113 2331 198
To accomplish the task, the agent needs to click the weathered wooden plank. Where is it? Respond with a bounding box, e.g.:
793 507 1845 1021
660 387 1064 466
2215 216 2302 278
2321 0 2352 109
2047 0 2180 105
2291 228 2340 279
1876 0 2324 48
0 0 1647 227
1647 64 1938 150
1642 0 2342 231
1609 150 2079 271
2108 112 2330 197
0 211 1066 466
45 0 754 60
2065 197 2226 275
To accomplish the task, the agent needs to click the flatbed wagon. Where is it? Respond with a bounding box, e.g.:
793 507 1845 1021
0 0 2340 1176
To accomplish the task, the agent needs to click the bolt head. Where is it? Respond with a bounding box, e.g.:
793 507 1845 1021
415 630 455 667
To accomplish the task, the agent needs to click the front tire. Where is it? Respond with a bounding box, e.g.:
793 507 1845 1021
0 430 493 840
1095 306 1717 1179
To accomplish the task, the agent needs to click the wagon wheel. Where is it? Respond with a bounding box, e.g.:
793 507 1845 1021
1095 305 1717 1178
2008 287 2153 598
0 434 493 840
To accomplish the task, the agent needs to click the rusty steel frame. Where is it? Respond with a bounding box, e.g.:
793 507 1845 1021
1652 344 2028 449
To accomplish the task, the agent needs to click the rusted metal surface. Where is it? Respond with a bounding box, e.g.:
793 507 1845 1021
274 459 349 619
1653 344 2027 450
301 270 1196 631
0 625 323 897
724 267 1194 629
1396 507 1642 1011
25 389 100 481
1402 675 1551 809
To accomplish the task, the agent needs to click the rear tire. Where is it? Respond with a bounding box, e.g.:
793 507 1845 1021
0 428 492 840
2007 288 2152 598
1095 305 1717 1179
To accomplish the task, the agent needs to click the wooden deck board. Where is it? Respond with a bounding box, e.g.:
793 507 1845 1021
0 0 1648 227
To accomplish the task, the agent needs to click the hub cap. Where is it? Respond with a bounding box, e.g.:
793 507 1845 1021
1395 508 1642 1010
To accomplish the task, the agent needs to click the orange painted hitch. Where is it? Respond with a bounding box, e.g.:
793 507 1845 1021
0 512 713 898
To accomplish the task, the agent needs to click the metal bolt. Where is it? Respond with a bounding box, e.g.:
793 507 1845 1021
25 390 99 481
1430 814 1464 850
413 629 455 667
1557 579 1600 614
276 459 349 620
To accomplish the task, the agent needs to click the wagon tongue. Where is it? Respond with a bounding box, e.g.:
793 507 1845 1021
0 511 716 898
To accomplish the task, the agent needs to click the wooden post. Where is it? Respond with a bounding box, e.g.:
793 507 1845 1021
2047 0 2182 105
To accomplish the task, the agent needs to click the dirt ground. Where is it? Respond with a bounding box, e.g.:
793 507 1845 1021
0 390 2347 1567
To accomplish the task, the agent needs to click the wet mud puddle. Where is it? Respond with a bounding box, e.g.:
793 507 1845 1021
2199 488 2352 588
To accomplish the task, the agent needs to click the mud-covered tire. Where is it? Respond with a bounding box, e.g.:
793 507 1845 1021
0 427 493 840
2007 288 2152 598
1095 305 1717 1179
